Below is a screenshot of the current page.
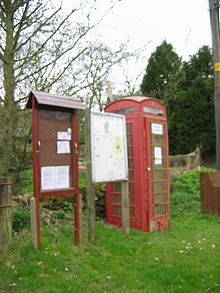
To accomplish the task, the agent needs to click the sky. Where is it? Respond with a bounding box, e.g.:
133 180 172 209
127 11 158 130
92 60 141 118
61 0 212 93
95 0 212 61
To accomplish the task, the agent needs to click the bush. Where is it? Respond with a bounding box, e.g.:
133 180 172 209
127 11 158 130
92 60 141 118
52 210 66 220
12 208 30 232
171 168 215 213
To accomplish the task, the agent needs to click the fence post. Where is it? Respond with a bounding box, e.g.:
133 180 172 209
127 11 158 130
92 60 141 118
121 180 130 234
30 197 38 249
0 177 12 251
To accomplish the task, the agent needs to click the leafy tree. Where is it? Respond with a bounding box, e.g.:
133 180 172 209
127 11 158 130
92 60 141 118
0 0 119 176
140 40 181 104
169 46 215 158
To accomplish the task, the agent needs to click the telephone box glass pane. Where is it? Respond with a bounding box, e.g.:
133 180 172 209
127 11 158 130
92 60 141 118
150 122 167 217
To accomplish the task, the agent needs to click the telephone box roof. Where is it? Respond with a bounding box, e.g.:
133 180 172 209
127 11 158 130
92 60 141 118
26 90 85 110
105 96 165 110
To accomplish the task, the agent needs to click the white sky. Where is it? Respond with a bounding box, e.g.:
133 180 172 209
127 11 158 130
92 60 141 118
95 0 212 61
61 0 212 93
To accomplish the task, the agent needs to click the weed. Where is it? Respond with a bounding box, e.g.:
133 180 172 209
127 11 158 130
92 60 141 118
12 208 30 232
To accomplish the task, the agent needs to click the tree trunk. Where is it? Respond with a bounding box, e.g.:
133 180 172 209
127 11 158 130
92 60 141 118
2 7 17 175
0 178 12 251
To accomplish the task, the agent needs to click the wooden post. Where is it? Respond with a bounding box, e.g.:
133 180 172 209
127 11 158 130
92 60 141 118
121 180 130 234
30 197 38 249
85 109 96 243
209 0 220 169
0 178 12 251
74 193 82 245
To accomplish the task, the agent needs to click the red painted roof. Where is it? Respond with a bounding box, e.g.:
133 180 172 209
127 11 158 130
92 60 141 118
121 96 152 103
105 96 165 109
26 90 85 110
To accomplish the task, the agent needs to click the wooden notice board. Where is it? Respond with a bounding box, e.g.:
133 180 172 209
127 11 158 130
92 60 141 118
38 109 74 192
26 90 85 248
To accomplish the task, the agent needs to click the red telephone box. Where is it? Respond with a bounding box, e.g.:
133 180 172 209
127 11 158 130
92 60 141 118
105 96 170 232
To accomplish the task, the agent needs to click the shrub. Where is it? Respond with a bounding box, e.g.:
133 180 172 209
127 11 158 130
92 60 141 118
171 168 214 213
12 208 30 232
52 210 66 220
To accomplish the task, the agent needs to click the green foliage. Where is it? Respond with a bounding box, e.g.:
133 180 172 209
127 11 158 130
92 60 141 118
171 168 215 213
141 42 215 159
140 40 181 103
168 46 215 157
12 208 30 232
79 170 86 189
52 210 66 220
20 168 33 193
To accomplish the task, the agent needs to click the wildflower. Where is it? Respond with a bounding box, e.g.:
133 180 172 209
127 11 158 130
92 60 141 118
9 283 17 287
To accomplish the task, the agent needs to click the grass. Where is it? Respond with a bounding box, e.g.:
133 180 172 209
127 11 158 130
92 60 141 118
0 169 220 292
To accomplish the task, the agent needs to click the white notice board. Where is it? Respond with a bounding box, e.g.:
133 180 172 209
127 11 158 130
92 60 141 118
90 112 128 183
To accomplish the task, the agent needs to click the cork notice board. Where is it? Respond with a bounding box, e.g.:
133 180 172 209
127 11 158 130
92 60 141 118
38 109 74 191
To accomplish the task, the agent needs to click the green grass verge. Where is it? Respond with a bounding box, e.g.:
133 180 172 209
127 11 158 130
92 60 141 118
0 168 219 292
0 213 219 293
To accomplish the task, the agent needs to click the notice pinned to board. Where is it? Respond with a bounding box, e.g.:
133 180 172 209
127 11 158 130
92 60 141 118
151 123 163 135
154 146 162 165
57 131 71 140
57 141 70 154
41 165 69 190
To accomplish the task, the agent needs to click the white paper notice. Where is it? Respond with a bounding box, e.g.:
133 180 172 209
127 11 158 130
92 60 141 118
55 166 69 189
41 165 70 190
154 147 162 165
57 141 70 154
57 131 71 140
151 123 163 135
41 167 56 190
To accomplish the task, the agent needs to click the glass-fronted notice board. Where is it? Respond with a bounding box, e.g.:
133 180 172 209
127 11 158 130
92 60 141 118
38 109 73 191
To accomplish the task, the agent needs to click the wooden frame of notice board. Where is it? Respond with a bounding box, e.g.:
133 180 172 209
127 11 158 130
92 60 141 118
26 90 85 248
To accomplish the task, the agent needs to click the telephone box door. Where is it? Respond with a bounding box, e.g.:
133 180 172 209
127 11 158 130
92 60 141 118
146 119 170 231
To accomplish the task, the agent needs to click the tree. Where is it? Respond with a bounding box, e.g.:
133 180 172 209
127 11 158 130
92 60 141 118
140 40 181 104
0 0 119 176
168 46 215 158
